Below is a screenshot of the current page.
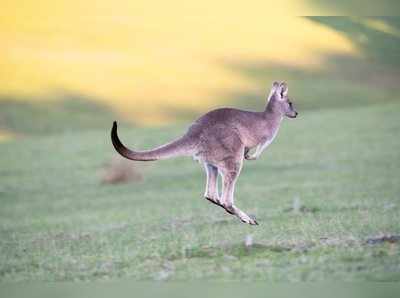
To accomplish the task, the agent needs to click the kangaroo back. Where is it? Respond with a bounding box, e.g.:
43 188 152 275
111 121 194 161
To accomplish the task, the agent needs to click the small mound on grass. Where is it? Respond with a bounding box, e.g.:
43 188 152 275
100 155 144 184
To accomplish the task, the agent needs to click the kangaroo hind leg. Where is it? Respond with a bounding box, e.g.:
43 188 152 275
203 163 226 209
220 158 258 225
204 163 219 202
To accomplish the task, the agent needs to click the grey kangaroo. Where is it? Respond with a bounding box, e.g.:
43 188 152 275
111 81 297 225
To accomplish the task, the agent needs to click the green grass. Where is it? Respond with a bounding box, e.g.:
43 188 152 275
0 94 120 135
1 16 399 282
1 99 399 281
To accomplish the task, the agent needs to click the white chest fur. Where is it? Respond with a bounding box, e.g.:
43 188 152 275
260 125 280 150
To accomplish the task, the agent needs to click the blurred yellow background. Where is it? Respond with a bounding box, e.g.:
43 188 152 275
1 1 359 125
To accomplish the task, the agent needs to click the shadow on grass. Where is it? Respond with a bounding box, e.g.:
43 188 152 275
167 242 294 261
0 93 123 135
308 17 400 67
127 18 400 123
213 17 400 114
307 2 400 19
225 58 397 111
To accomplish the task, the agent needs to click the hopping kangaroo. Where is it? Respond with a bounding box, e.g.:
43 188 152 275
111 81 297 225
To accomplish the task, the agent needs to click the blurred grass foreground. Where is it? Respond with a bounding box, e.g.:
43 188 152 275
0 0 400 282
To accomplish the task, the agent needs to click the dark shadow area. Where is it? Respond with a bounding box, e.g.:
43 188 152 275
217 17 400 113
366 235 400 245
307 1 400 16
222 59 399 113
283 205 320 214
0 93 124 135
308 17 400 67
167 242 295 261
161 17 400 121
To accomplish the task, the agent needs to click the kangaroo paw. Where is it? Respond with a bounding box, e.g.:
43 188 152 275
245 154 257 160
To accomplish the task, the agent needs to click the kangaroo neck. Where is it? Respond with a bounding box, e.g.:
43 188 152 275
263 104 284 131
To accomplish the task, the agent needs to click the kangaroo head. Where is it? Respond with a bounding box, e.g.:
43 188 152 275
268 81 298 118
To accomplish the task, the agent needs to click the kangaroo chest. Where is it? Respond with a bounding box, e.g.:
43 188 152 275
258 125 280 149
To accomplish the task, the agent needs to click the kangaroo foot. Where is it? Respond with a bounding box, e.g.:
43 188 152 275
240 213 258 225
226 205 258 225
204 197 235 215
239 213 258 225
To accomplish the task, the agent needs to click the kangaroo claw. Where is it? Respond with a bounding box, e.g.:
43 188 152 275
249 214 258 225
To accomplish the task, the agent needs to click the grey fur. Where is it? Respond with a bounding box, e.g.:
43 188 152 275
111 81 297 225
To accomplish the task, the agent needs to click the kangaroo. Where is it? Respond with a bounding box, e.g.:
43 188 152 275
111 81 297 225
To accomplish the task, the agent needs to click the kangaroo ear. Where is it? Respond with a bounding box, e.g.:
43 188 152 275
268 81 280 102
279 81 288 97
272 81 280 90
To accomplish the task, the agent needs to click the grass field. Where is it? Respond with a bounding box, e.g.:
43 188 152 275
1 15 400 282
1 98 399 281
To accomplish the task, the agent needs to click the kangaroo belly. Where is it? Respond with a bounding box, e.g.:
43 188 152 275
193 125 244 163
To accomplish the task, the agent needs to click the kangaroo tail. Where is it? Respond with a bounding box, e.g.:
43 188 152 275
111 121 193 161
